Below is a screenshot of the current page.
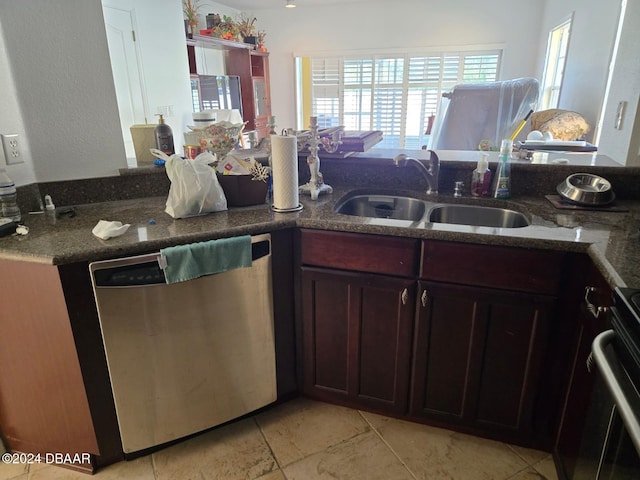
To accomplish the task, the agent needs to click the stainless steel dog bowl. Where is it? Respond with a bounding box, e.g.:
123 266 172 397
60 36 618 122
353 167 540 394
557 173 615 206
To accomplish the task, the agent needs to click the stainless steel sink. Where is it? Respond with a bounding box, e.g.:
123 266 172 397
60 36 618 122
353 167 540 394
334 192 529 228
428 204 529 228
334 194 427 221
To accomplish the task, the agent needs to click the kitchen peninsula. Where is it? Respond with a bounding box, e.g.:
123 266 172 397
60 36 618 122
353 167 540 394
1 152 639 475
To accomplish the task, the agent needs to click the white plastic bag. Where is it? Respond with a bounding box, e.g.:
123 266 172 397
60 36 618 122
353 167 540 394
153 149 227 218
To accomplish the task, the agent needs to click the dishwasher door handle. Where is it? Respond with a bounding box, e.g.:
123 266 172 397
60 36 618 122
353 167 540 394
90 233 271 288
158 233 271 268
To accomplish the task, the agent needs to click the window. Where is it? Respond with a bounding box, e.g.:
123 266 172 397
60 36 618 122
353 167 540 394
540 16 572 110
299 50 501 149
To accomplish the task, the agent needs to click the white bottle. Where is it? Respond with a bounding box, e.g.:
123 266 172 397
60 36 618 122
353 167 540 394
0 169 21 222
471 153 492 197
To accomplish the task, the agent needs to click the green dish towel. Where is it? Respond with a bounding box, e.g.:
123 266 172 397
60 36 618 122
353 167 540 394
160 235 252 284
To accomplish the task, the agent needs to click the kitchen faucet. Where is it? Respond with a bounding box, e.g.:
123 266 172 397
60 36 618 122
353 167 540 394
393 152 439 194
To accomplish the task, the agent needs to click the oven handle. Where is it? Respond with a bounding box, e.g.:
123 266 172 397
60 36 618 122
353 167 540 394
592 329 640 455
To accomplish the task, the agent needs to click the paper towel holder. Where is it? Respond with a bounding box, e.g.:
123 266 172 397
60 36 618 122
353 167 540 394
298 116 342 201
270 131 304 213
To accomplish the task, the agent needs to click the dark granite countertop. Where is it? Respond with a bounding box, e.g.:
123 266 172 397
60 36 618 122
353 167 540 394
1 186 639 288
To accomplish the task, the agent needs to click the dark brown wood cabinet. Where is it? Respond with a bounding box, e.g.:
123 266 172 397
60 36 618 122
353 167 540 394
301 268 415 413
554 258 612 479
226 49 271 138
413 241 566 445
299 230 419 413
298 229 568 448
411 281 555 443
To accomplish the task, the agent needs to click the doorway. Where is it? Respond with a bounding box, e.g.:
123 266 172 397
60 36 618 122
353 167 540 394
102 4 149 164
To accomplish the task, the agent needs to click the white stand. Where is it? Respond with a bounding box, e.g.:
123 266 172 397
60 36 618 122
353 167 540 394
298 116 341 201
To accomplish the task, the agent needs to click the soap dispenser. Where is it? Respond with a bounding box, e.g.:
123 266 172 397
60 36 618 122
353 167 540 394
492 139 513 199
471 153 492 197
154 114 175 155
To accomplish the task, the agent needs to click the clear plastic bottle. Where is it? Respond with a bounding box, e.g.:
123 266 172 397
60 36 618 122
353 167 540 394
0 169 21 222
471 153 492 197
492 139 513 199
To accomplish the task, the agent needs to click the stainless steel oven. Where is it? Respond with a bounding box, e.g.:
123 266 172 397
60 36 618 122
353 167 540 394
572 288 640 479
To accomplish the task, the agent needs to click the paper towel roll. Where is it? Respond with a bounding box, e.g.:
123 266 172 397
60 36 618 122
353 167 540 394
271 135 301 211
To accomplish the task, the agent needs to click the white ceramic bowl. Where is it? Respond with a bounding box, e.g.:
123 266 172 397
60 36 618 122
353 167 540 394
189 121 245 158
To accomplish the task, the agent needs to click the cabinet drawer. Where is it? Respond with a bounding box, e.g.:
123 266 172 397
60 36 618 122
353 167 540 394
300 229 419 277
421 241 566 295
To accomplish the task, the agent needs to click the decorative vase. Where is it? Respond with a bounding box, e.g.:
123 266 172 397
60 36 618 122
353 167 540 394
188 20 198 38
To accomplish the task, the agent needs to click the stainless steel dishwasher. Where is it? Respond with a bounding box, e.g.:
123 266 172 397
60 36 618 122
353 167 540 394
89 233 276 454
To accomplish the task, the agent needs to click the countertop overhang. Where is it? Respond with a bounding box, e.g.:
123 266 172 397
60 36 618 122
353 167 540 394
1 186 638 288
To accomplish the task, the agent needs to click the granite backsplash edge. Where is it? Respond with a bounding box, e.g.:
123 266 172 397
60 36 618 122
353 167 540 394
15 158 640 213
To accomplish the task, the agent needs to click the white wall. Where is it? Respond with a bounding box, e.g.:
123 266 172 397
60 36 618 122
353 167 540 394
196 1 240 30
0 0 125 183
596 0 640 166
251 0 545 130
0 19 37 186
535 0 620 143
191 2 241 76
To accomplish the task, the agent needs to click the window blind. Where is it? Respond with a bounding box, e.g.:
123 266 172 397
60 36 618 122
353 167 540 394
309 50 501 149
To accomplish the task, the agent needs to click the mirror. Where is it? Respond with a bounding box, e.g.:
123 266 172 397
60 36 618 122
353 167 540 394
254 79 267 118
192 75 243 114
100 0 632 166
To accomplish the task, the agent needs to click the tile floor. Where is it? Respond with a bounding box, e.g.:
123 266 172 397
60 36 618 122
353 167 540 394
0 397 559 480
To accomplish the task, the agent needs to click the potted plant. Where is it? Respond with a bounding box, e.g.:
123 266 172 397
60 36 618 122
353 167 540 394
237 13 257 44
212 15 240 41
256 30 267 52
183 0 200 38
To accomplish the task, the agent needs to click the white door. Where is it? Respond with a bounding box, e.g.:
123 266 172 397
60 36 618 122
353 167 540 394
102 4 148 162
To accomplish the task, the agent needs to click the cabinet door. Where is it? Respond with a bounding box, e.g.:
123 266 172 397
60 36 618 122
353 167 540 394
554 264 612 479
411 281 555 442
301 268 415 413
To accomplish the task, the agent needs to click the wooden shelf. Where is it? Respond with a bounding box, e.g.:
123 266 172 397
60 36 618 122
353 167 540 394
187 33 271 139
186 34 254 51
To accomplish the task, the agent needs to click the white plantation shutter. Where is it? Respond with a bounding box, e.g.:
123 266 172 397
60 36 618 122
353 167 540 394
311 58 341 128
308 49 501 148
441 55 461 85
343 58 373 130
462 54 500 82
371 57 405 147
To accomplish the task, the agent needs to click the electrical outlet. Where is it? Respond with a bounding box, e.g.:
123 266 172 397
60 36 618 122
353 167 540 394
1 134 23 165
